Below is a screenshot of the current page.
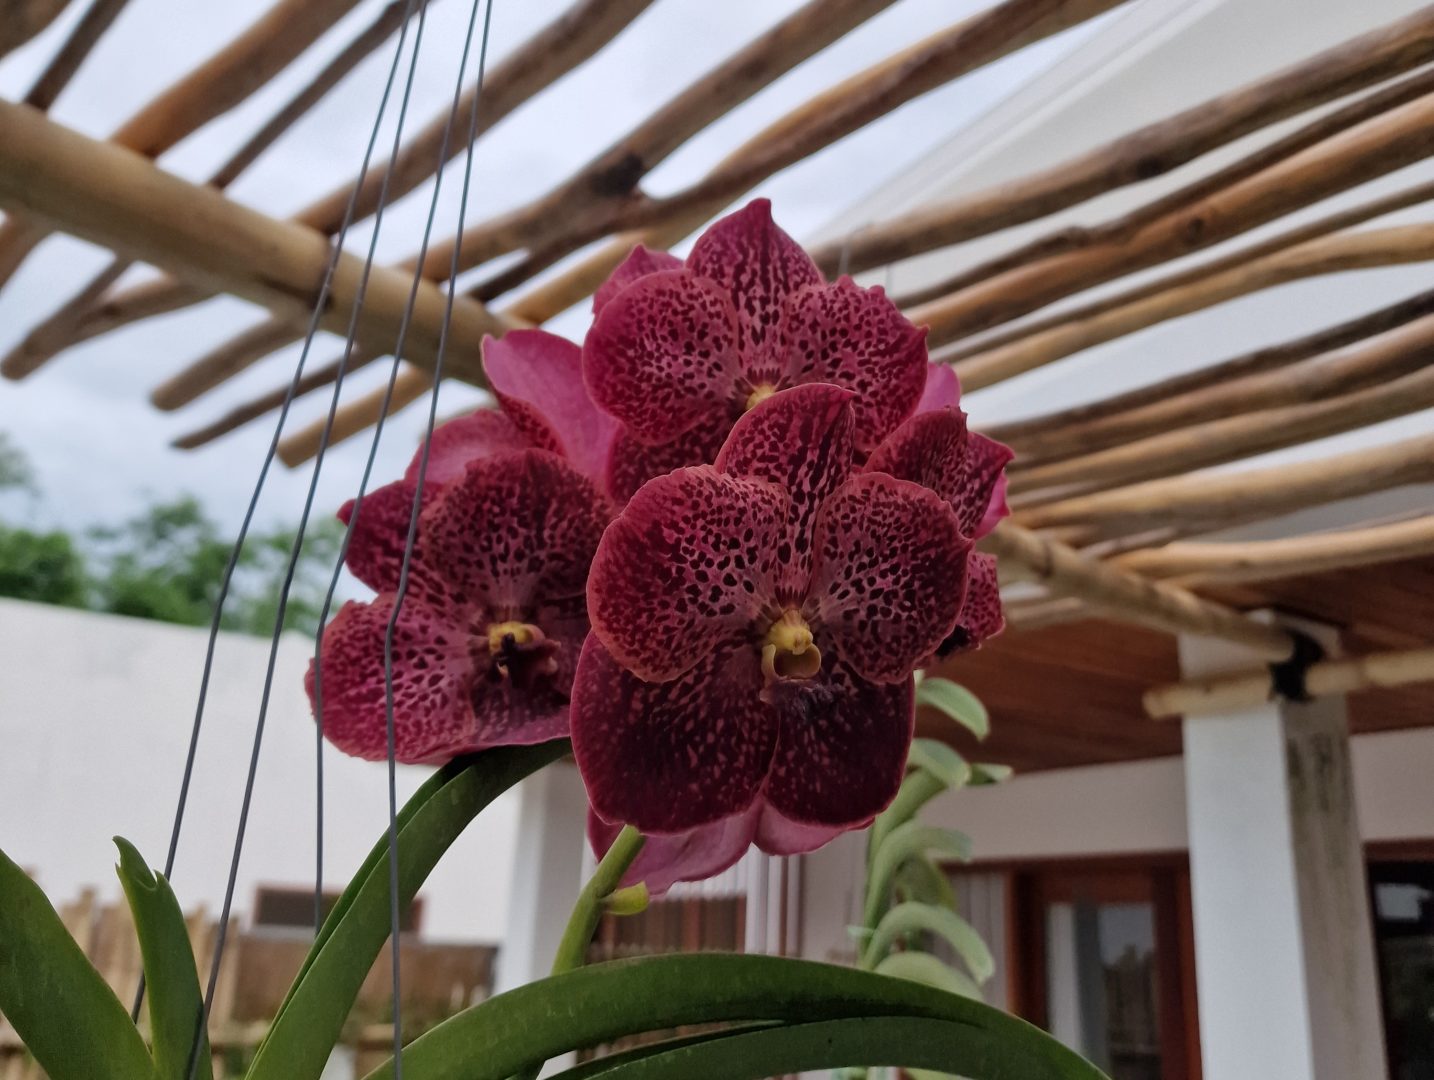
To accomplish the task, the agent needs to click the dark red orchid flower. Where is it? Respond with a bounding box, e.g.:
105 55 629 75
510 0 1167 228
570 384 972 872
311 330 616 763
584 199 930 501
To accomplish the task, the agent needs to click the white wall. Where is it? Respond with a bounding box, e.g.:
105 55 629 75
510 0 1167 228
0 598 520 942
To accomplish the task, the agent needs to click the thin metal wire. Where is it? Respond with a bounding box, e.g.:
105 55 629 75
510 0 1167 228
304 0 498 1070
382 0 496 1070
180 8 439 1076
133 0 429 1028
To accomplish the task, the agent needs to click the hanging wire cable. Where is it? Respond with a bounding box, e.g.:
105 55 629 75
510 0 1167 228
303 0 499 1070
134 0 431 1028
179 7 451 1077
381 0 495 1069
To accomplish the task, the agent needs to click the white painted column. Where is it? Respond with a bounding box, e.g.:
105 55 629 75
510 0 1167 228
494 760 589 994
1180 618 1386 1080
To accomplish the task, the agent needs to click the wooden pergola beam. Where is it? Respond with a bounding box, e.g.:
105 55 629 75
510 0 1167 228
981 522 1295 659
1144 645 1434 719
1 0 71 60
0 99 512 383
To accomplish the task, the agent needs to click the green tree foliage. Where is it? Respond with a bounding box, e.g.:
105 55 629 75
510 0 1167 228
0 434 345 637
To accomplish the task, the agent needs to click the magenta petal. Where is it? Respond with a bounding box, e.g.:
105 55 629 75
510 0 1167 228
968 434 1014 539
687 199 824 355
943 551 1003 655
715 384 855 599
339 480 421 594
483 330 618 484
774 278 929 451
916 362 961 414
754 803 849 857
587 465 784 683
590 805 758 897
402 409 531 488
807 472 971 684
418 449 610 615
764 652 914 829
583 270 742 444
606 414 732 506
592 244 684 314
571 635 779 834
309 597 474 764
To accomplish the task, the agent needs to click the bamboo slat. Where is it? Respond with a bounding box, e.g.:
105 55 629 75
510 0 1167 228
983 285 1434 445
1017 431 1434 540
1113 515 1434 585
19 0 654 370
1008 307 1434 466
0 0 365 289
810 4 1434 276
910 89 1434 348
954 220 1434 394
0 0 70 59
2 0 417 381
1144 645 1434 719
277 366 434 467
0 98 511 382
1011 358 1434 498
22 0 132 110
980 522 1294 659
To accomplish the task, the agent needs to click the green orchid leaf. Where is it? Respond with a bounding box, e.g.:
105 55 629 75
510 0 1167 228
866 824 972 927
0 847 153 1080
862 901 994 985
916 679 990 740
114 838 212 1080
550 1023 780 1079
874 951 984 1000
246 739 567 1080
358 953 1104 1080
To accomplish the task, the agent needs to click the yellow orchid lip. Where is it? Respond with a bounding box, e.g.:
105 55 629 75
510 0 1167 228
486 620 538 654
761 609 822 682
745 383 778 411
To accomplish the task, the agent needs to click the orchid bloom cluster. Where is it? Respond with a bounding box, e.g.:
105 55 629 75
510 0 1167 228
311 200 1011 894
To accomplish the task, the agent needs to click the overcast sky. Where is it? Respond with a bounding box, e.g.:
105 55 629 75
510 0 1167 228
0 0 1099 537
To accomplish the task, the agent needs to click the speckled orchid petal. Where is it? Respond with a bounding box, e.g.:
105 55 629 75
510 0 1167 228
940 551 1003 656
715 384 855 600
587 465 785 683
915 362 961 414
583 270 742 444
605 414 732 506
754 804 849 857
308 597 474 764
418 450 611 616
687 199 823 356
774 278 928 451
402 409 531 487
807 472 970 684
338 480 421 594
864 408 1012 540
763 647 914 829
589 805 759 897
592 244 684 314
483 330 617 483
572 636 779 834
968 433 1014 539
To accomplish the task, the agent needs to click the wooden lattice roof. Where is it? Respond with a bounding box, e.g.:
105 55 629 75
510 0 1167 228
2 0 1432 749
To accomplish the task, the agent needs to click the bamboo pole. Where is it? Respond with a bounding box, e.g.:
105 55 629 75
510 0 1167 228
980 522 1294 659
1113 515 1434 586
1144 645 1434 719
910 90 1434 347
0 0 70 58
897 64 1434 310
809 4 1434 276
277 367 435 467
1012 361 1434 498
955 220 1434 394
0 99 512 381
983 285 1434 445
0 0 365 289
17 0 656 368
1016 431 1434 540
22 0 132 110
1007 305 1434 466
2 0 417 382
